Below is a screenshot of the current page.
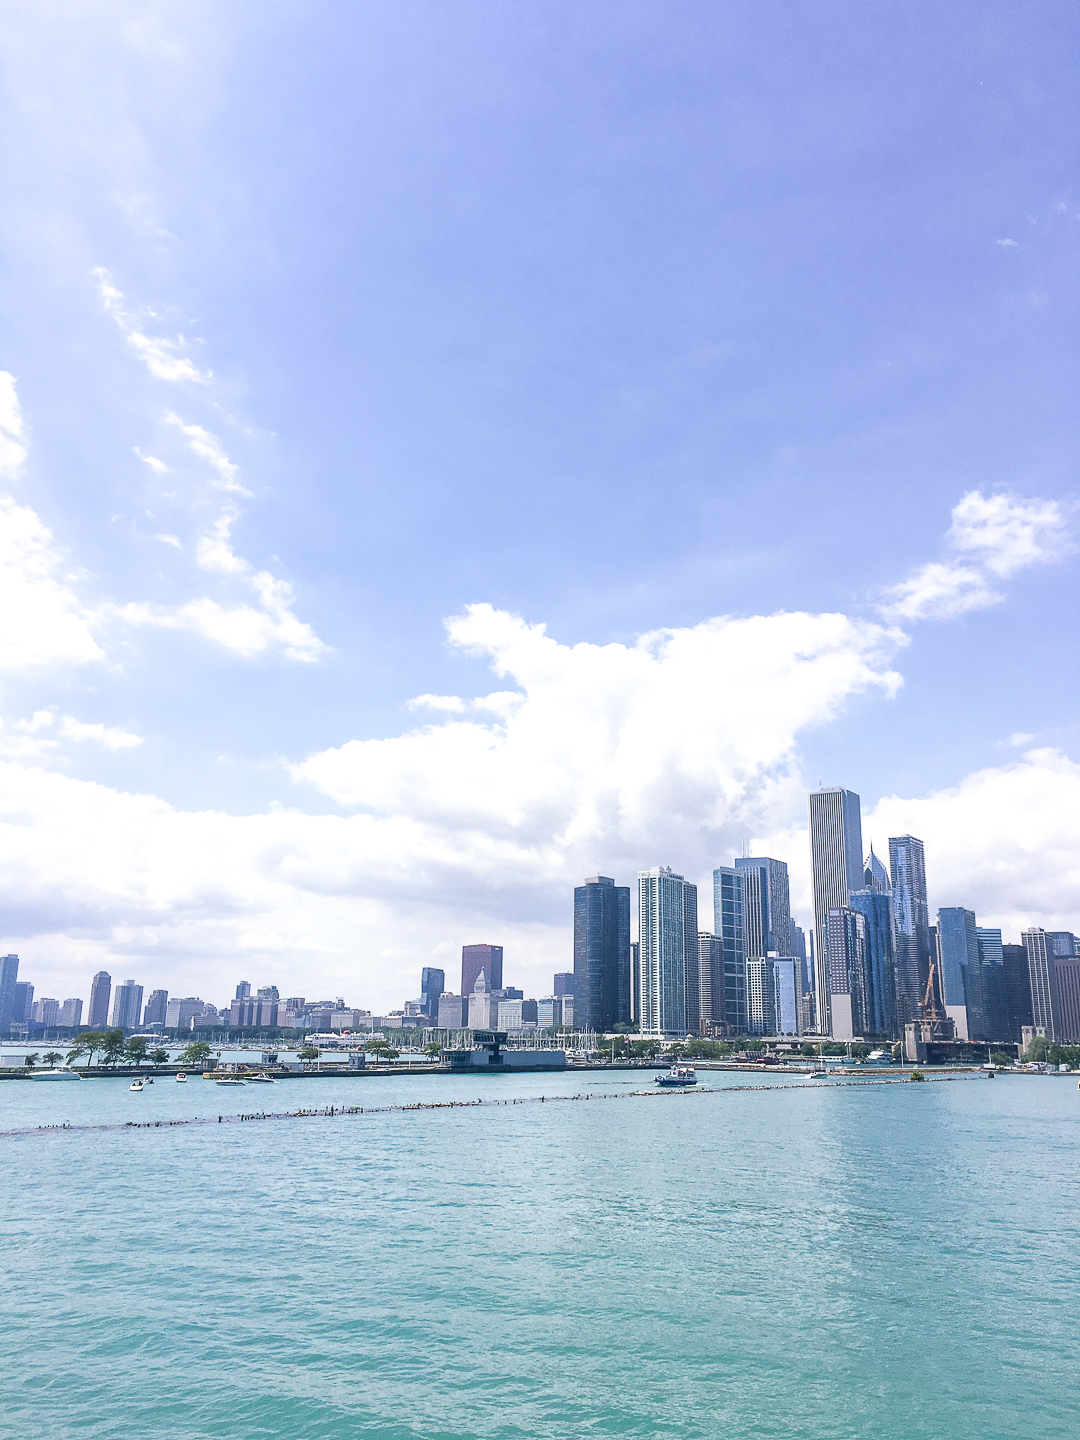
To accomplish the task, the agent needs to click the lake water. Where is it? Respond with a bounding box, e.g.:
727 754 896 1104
1 1068 1077 1439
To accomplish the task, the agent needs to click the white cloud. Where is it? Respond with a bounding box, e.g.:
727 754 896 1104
134 447 168 474
94 268 210 383
195 505 247 573
0 373 28 479
996 238 1019 248
0 493 104 673
116 586 328 663
57 717 143 751
154 533 182 549
165 413 250 494
879 489 1070 622
1008 731 1035 747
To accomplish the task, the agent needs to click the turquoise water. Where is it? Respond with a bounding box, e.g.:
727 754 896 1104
2 1069 1077 1439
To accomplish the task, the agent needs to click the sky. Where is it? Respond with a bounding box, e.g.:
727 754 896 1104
0 0 1078 1014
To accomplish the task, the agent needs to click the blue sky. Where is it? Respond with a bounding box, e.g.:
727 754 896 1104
1 1 1077 1011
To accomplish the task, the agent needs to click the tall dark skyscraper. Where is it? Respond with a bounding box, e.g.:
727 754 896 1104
937 908 979 1039
553 972 575 997
712 866 747 1035
143 989 169 1027
12 980 33 1027
889 835 931 1028
461 944 503 996
735 856 793 958
848 889 898 1037
574 877 631 1031
420 967 445 1018
0 953 20 1036
808 788 863 1034
1001 943 1033 1041
88 970 112 1029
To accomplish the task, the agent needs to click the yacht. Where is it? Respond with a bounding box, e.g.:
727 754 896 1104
214 1076 247 1086
655 1065 697 1087
129 1078 146 1092
29 1067 82 1081
247 1073 276 1083
175 1072 187 1083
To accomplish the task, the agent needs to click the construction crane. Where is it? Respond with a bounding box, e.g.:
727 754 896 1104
919 958 943 1022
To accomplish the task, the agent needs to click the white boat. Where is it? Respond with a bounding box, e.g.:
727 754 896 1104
129 1079 146 1092
29 1067 82 1082
247 1073 276 1083
655 1065 697 1087
214 1076 246 1086
809 1071 829 1079
176 1072 187 1083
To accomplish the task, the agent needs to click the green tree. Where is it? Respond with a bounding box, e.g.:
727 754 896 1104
909 1069 927 1082
23 1052 39 1070
297 1045 320 1062
178 1040 212 1066
42 1051 63 1067
149 1048 169 1068
125 1037 149 1068
1023 1035 1052 1062
101 1030 127 1066
365 1041 399 1064
422 1041 443 1059
67 1032 105 1068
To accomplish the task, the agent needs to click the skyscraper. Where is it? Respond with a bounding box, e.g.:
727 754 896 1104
420 967 445 1019
0 954 20 1036
772 957 801 1035
638 867 697 1035
58 998 83 1029
88 971 112 1029
735 856 793 958
553 972 575 998
746 957 777 1036
1024 928 1061 1041
696 933 723 1034
974 928 1008 1041
889 836 931 1029
12 981 33 1027
712 866 747 1034
109 980 144 1032
143 989 169 1027
462 944 503 996
848 887 898 1036
573 877 631 1031
1001 943 1033 1041
825 907 867 1040
809 788 863 1034
937 908 978 1040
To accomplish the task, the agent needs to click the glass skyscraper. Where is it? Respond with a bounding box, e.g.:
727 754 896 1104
735 856 793 958
574 876 631 1031
808 787 863 1034
638 867 696 1035
712 866 747 1035
889 835 931 1028
936 907 978 1040
848 888 898 1037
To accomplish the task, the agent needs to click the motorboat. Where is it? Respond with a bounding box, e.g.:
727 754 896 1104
129 1079 146 1092
809 1071 829 1079
29 1067 82 1081
655 1065 697 1087
176 1072 187 1082
214 1076 246 1086
247 1073 276 1083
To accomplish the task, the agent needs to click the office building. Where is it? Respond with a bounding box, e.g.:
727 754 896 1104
638 867 697 1035
553 972 575 998
32 998 60 1027
87 971 112 1029
936 908 979 1040
735 857 793 959
712 866 748 1034
537 995 573 1029
165 996 207 1030
143 989 169 1027
420 967 445 1019
1024 928 1065 1042
462 944 503 996
889 836 932 1030
696 933 723 1034
825 907 868 1040
809 788 863 1034
746 957 777 1036
772 957 801 1036
235 981 252 999
467 970 496 1030
1001 943 1033 1041
573 877 631 1031
497 998 524 1031
109 980 144 1032
974 928 1008 1040
58 998 83 1029
1055 955 1080 1042
863 847 890 893
0 954 20 1035
437 993 467 1029
12 980 33 1027
1049 931 1079 958
629 943 640 1025
848 888 898 1036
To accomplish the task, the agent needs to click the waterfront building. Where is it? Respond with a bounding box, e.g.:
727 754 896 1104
825 907 868 1040
746 957 777 1036
143 989 169 1027
1001 943 1033 1041
848 888 898 1036
696 933 723 1034
58 998 83 1029
12 980 33 1027
772 957 801 1036
629 942 640 1025
497 998 524 1031
975 928 1008 1040
165 996 207 1031
735 857 793 959
554 972 575 997
521 999 538 1026
437 993 467 1029
109 980 144 1032
712 866 748 1034
87 970 112 1029
462 945 503 996
0 953 20 1035
420 967 445 1019
809 788 864 1035
537 995 573 1029
936 908 978 1040
32 998 60 1026
467 971 496 1030
889 835 931 1030
638 867 697 1035
1024 928 1067 1042
573 876 631 1031
1055 955 1080 1042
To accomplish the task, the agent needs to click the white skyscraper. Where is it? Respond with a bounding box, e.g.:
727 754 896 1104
638 867 697 1036
808 787 863 1035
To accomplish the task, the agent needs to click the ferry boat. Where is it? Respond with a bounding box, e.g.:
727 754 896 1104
655 1065 697 1087
29 1067 82 1081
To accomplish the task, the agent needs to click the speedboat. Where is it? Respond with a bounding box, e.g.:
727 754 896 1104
655 1065 697 1087
214 1076 246 1086
809 1070 829 1079
247 1073 276 1083
29 1067 82 1081
129 1079 146 1092
176 1072 187 1083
